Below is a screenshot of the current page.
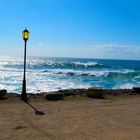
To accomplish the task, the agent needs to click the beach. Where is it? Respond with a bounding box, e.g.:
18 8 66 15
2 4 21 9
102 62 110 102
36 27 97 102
0 92 140 140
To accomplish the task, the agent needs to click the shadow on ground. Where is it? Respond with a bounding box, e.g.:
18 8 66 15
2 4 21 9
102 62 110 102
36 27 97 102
23 100 45 116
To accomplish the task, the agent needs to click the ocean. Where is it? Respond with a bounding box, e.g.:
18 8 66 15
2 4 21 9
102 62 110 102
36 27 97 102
0 56 140 93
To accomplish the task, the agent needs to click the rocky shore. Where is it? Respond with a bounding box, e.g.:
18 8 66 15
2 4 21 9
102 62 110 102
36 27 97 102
1 87 140 100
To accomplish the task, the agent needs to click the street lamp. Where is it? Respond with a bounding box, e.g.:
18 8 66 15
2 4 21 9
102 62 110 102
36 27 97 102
21 28 29 102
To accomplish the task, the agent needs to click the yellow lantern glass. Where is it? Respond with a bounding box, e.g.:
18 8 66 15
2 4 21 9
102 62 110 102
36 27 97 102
22 28 29 40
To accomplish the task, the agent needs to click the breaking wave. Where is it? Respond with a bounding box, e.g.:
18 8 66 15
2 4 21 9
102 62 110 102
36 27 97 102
43 69 136 78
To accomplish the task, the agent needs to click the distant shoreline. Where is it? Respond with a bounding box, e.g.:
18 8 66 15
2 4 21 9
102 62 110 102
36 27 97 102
1 55 140 61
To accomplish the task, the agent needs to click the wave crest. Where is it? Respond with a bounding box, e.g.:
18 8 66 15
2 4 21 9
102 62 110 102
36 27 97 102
43 69 135 78
1 58 106 69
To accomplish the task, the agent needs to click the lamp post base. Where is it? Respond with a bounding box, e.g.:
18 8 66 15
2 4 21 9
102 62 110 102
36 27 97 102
20 95 28 102
21 79 28 102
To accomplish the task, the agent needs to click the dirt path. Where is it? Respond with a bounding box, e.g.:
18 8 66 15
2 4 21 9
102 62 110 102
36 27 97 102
0 95 140 140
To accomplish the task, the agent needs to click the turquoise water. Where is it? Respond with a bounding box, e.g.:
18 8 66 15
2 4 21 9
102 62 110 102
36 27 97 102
0 56 140 93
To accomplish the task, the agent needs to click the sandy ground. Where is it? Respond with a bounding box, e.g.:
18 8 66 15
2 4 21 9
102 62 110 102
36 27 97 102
0 95 140 140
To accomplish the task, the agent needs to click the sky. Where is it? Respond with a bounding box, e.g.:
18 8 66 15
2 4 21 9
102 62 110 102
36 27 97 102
0 0 140 60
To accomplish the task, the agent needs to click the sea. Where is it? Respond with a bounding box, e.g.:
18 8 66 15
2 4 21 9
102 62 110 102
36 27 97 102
0 56 140 94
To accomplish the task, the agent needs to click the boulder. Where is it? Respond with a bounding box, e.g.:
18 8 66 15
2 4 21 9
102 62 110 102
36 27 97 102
58 89 76 96
0 89 7 99
58 88 87 96
132 87 140 94
45 92 64 100
6 92 20 97
104 89 132 96
86 87 105 99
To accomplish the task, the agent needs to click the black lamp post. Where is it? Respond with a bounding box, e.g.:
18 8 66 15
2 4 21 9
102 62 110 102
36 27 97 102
21 28 29 102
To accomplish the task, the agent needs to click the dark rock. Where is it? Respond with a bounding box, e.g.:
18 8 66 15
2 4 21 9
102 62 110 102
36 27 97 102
0 89 7 99
58 89 76 96
58 88 87 96
86 87 105 99
45 92 64 100
6 92 20 97
37 92 46 97
28 93 45 98
132 87 140 94
102 89 133 96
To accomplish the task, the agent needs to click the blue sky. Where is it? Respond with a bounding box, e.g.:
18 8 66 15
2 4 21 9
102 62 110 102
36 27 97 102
0 0 140 59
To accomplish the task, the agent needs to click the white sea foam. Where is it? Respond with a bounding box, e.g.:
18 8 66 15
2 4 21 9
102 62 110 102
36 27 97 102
25 77 90 93
73 62 98 67
113 83 135 89
134 75 140 79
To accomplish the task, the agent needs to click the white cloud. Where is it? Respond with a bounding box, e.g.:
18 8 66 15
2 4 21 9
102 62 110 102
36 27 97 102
88 44 140 60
